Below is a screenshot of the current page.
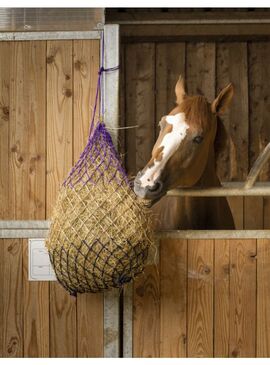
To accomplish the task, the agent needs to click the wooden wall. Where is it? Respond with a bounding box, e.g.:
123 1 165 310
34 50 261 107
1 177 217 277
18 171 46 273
121 40 270 229
121 40 270 357
131 236 270 358
0 40 104 357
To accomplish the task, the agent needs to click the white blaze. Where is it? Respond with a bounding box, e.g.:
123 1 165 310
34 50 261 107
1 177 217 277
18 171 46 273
139 113 189 188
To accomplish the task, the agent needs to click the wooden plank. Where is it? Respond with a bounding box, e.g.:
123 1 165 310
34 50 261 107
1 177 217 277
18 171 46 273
9 41 46 219
133 248 160 357
155 42 185 128
73 39 103 358
214 239 230 357
73 39 100 161
1 239 23 357
46 40 77 357
22 239 49 357
160 238 187 357
229 239 256 357
257 238 270 357
13 41 48 357
0 42 10 219
0 240 3 356
216 42 249 230
248 43 270 229
186 42 215 101
216 42 249 181
125 42 155 177
121 24 270 42
107 10 270 23
187 239 214 357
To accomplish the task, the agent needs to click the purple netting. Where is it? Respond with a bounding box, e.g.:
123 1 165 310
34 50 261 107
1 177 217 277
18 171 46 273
64 122 130 189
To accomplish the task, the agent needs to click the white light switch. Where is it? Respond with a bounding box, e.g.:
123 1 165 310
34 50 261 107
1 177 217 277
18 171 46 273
28 238 57 281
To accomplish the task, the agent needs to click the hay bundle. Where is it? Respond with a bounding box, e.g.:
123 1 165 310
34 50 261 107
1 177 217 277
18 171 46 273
46 122 153 296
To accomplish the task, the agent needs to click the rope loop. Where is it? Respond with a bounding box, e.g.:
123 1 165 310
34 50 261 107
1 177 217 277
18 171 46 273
88 31 120 138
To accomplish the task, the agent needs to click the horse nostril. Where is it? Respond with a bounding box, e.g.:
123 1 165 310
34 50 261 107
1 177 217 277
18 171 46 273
148 180 162 193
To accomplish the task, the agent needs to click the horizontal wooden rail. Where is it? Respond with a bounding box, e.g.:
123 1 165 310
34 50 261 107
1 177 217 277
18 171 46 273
167 182 270 197
1 221 270 239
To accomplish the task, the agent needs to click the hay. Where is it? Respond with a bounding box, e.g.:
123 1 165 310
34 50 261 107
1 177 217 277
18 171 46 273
46 122 153 295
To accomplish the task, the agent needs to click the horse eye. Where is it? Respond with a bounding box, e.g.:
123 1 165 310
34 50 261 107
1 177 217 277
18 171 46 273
193 135 204 144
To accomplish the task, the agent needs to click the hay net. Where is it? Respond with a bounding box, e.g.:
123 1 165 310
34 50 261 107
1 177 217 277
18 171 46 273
45 33 153 296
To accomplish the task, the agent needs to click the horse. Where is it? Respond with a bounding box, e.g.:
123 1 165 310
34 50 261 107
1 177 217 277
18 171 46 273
133 76 235 230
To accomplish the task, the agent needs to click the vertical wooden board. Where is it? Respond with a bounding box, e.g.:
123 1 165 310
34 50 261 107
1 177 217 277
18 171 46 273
46 40 73 218
214 239 230 357
248 42 270 182
125 43 155 177
2 239 23 357
257 239 270 357
0 43 10 219
0 240 4 356
155 42 185 128
46 40 77 357
9 41 46 220
160 239 187 357
248 43 270 229
22 239 49 357
15 41 48 358
133 250 160 357
216 42 249 181
216 43 248 229
73 39 100 161
244 196 263 229
77 293 103 357
73 39 103 358
187 239 213 358
186 42 215 101
229 239 256 357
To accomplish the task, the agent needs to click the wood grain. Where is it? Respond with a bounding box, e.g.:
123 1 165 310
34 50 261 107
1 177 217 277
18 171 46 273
257 239 270 357
9 42 46 219
187 239 214 357
216 43 249 229
0 42 10 219
2 239 23 357
214 239 230 357
73 39 104 358
133 253 160 357
160 238 187 357
22 240 49 357
229 239 256 357
16 41 49 357
46 40 77 357
125 43 155 177
248 43 270 229
186 42 215 101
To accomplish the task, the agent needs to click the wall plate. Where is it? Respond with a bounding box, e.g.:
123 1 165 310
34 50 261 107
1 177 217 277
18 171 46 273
28 238 57 281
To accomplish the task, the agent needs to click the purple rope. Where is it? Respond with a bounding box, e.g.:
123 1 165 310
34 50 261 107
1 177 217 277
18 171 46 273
88 31 120 138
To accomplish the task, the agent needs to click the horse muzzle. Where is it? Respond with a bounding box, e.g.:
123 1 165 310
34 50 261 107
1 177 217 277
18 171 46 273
133 173 164 201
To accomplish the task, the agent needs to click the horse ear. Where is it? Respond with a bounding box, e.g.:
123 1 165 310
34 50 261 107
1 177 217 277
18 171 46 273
175 75 186 105
211 83 234 115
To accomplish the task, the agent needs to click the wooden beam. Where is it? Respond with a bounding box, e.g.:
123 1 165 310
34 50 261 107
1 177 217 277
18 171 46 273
167 182 270 197
120 24 270 43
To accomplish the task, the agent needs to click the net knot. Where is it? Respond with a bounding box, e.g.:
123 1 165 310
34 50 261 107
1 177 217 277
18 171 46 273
98 66 105 75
